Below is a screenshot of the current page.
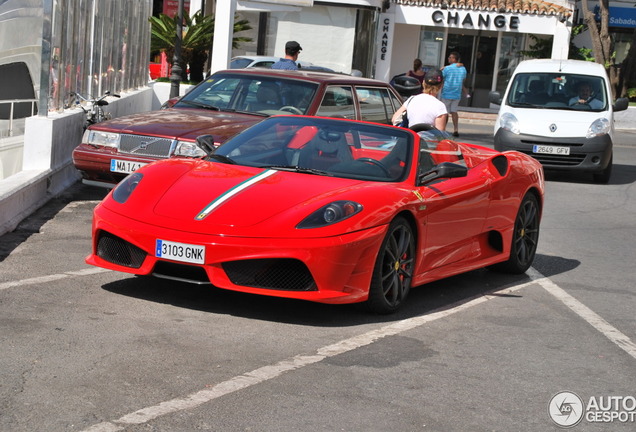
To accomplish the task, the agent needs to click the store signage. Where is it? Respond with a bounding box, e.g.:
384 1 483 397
379 17 391 61
431 10 520 30
595 6 636 28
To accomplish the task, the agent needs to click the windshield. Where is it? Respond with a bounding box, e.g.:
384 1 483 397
175 73 318 115
506 72 608 111
213 116 413 182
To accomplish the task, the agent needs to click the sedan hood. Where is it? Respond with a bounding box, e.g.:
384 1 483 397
93 108 264 143
108 159 392 237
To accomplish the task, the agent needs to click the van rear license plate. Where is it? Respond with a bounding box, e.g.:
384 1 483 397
532 145 570 155
110 159 147 174
155 240 205 264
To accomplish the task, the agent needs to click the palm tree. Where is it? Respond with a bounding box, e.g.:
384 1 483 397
150 11 252 83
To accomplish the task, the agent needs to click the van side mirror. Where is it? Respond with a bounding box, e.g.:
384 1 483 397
489 91 502 105
613 97 629 112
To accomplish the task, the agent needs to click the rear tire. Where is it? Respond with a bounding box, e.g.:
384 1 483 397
366 217 415 314
490 193 540 274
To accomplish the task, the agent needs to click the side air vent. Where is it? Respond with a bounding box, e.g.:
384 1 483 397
491 155 509 176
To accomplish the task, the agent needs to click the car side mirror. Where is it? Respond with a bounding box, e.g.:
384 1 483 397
489 91 502 105
418 162 468 185
196 134 216 157
613 97 629 112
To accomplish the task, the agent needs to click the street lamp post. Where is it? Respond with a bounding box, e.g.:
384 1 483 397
169 0 185 99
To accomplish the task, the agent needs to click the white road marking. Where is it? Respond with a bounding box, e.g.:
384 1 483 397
79 278 538 432
0 267 110 291
528 267 636 360
2 265 633 430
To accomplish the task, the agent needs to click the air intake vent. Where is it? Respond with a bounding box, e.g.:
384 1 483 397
223 259 316 291
96 231 146 268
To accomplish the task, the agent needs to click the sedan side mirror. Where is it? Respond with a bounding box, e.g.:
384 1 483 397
489 91 502 105
196 134 216 157
418 162 468 185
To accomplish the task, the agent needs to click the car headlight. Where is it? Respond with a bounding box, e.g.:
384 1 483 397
500 112 520 135
175 141 207 157
587 118 610 138
112 172 143 203
297 201 363 229
83 129 121 148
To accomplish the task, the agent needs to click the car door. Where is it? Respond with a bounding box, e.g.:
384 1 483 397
414 143 493 272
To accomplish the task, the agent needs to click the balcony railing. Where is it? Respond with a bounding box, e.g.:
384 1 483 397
0 99 38 137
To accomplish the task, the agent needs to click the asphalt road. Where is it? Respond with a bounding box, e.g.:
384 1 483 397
1 125 635 431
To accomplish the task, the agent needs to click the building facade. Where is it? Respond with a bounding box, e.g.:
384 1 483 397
210 0 574 108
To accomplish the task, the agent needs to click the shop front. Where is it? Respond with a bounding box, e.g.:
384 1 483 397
376 0 574 108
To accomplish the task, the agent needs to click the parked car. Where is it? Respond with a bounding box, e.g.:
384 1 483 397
230 55 337 73
86 115 544 313
489 59 629 183
72 68 403 188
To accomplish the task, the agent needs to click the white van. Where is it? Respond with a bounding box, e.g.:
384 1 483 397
489 59 629 183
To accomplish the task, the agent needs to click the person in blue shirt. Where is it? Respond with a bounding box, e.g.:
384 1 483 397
441 51 468 137
271 41 302 70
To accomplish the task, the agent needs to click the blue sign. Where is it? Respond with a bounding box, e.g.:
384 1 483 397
595 6 636 28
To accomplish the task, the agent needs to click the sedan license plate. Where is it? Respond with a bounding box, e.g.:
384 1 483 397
110 159 147 174
155 240 205 264
532 145 570 155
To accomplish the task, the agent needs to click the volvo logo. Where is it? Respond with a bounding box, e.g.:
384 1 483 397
549 123 557 133
131 137 161 153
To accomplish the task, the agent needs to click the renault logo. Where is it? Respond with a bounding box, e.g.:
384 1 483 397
549 123 557 133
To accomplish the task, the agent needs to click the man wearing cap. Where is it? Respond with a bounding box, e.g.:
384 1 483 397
271 41 302 70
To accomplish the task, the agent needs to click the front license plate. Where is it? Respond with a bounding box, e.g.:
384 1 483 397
532 145 570 155
155 240 205 264
110 159 147 174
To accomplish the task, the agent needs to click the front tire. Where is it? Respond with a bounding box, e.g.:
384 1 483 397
490 193 540 274
366 217 415 314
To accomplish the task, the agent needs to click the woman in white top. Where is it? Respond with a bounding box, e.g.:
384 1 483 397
392 68 448 131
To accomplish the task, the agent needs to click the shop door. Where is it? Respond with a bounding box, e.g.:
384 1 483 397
470 35 498 108
445 33 497 108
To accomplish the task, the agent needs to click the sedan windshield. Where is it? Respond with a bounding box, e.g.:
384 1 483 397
213 116 413 182
175 73 318 116
506 72 608 111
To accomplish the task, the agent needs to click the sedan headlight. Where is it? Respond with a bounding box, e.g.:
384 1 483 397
175 141 207 157
586 118 610 138
83 129 121 148
500 112 520 135
297 201 363 229
112 172 143 204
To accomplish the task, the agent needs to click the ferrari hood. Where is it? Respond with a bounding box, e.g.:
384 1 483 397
91 108 263 143
117 160 376 236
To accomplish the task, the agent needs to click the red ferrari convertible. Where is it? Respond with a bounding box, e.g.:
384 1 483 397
87 116 544 313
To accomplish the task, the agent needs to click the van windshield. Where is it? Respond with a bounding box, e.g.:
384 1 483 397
506 73 608 111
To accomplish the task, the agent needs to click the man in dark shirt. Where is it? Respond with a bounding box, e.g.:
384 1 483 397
271 41 302 70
